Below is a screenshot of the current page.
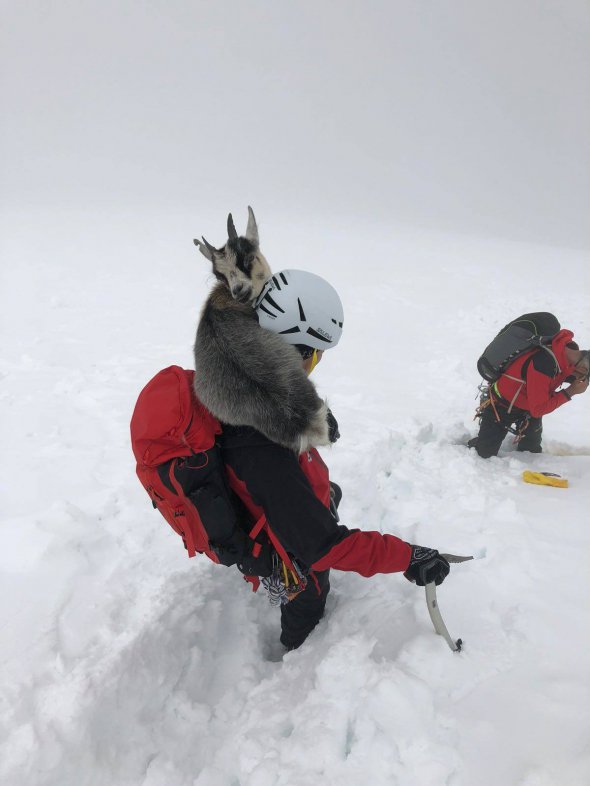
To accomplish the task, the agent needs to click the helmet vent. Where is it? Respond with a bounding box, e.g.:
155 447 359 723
297 298 306 322
263 293 285 313
258 303 276 318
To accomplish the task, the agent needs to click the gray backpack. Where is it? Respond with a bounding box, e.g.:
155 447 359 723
477 312 560 383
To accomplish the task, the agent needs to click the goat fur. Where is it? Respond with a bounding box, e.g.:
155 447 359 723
192 209 330 452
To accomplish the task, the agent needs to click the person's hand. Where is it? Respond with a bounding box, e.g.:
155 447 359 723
326 408 340 443
567 377 589 396
404 546 450 586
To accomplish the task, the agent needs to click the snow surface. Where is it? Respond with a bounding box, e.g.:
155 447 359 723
1 208 589 785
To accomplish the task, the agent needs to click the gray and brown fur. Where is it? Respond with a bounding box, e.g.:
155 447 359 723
193 208 330 452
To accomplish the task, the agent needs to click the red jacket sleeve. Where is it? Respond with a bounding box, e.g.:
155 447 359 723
525 365 570 417
221 427 413 577
311 531 412 576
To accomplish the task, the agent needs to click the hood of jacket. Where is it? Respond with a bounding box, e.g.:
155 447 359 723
551 329 575 373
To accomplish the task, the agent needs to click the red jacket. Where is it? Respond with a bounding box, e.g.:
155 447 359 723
495 329 576 417
221 425 412 577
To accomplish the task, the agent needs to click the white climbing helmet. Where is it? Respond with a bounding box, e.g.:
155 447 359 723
254 269 344 350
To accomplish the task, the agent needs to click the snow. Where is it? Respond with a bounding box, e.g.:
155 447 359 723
3 0 590 782
1 207 589 786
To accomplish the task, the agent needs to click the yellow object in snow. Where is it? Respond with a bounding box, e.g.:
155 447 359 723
522 471 569 488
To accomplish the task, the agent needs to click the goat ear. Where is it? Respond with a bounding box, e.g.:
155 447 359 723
193 236 216 262
245 205 259 246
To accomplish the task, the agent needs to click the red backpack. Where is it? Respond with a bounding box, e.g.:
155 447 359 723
130 365 225 561
131 365 330 601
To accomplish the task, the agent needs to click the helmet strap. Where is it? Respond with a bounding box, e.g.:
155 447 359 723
306 349 319 375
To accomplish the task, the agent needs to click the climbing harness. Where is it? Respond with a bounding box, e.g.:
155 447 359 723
474 382 530 441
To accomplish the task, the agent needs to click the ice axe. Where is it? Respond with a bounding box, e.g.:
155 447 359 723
426 553 473 653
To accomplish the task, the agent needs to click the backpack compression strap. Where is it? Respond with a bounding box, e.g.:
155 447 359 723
242 512 307 597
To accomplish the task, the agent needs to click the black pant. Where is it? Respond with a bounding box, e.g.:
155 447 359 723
280 569 330 650
279 481 341 649
470 402 543 458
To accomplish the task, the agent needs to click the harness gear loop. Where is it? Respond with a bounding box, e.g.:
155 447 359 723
475 383 500 422
511 415 531 444
261 553 307 606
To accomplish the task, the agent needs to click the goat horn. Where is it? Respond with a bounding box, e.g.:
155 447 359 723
227 213 238 240
246 205 259 245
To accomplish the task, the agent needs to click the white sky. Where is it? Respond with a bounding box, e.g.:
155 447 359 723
2 0 589 247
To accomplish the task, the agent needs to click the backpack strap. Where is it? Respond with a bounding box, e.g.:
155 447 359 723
499 373 526 414
241 513 305 596
248 513 267 559
167 461 198 557
522 345 560 379
248 513 267 540
538 344 560 374
247 512 298 573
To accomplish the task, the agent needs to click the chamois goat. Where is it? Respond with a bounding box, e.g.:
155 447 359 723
193 207 330 452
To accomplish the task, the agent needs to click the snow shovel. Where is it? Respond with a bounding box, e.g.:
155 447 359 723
426 553 473 653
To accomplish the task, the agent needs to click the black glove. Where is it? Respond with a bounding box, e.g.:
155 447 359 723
327 408 340 443
404 545 450 586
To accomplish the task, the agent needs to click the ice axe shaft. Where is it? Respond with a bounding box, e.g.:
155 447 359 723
425 583 462 652
425 553 473 653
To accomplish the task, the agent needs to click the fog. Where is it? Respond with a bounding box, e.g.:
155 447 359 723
2 6 590 784
2 1 589 247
